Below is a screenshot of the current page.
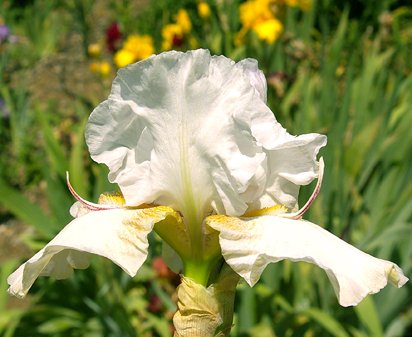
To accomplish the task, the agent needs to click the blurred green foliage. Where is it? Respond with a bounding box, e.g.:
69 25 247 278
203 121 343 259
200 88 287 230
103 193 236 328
0 0 411 336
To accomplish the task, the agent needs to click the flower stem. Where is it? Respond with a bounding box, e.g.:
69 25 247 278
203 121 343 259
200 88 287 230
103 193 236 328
184 259 213 286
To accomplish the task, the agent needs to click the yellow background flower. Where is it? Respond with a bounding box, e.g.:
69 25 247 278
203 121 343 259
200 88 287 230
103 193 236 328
88 43 102 57
253 18 283 43
198 2 211 19
162 24 184 50
238 0 283 44
162 9 193 50
175 9 192 34
114 34 155 68
114 49 135 68
90 61 111 77
123 34 155 60
239 0 273 29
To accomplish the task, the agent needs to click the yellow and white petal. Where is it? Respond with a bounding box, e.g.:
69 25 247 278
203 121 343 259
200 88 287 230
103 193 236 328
8 206 179 298
207 215 408 307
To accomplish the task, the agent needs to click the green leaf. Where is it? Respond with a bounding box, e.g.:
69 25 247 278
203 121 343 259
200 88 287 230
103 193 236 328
272 294 294 314
237 285 257 332
0 309 23 336
0 259 19 310
384 307 412 337
250 321 276 337
151 280 177 312
303 308 350 337
43 170 72 226
69 114 89 198
0 179 58 237
348 326 370 337
36 107 68 178
37 317 82 334
148 314 173 337
343 116 382 177
354 296 384 337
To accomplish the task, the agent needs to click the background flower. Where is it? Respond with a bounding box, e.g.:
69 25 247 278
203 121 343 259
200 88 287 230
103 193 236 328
198 1 211 19
0 24 10 43
114 34 154 67
106 22 122 52
161 9 193 50
237 0 283 44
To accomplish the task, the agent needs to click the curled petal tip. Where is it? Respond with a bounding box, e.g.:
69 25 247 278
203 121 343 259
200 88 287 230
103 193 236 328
389 264 409 288
66 171 120 212
281 156 324 220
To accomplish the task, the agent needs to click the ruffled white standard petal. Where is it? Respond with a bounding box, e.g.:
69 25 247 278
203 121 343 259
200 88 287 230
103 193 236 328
254 133 327 210
236 58 267 102
8 206 179 298
86 49 322 222
207 215 408 307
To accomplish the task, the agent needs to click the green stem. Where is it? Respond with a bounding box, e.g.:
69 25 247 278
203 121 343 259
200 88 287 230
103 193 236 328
184 260 212 286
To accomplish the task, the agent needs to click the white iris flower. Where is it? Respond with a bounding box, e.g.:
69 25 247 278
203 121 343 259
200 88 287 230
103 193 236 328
8 49 407 307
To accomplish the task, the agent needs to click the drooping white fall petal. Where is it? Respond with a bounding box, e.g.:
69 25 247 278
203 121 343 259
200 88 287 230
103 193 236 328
85 49 326 223
207 215 408 307
8 206 180 298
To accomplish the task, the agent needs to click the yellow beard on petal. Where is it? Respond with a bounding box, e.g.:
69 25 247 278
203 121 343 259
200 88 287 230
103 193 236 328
98 192 126 206
242 204 288 217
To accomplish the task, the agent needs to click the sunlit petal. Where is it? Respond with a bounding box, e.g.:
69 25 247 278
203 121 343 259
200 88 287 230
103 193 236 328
236 58 267 102
86 49 324 222
8 206 180 298
207 215 408 306
252 133 327 210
